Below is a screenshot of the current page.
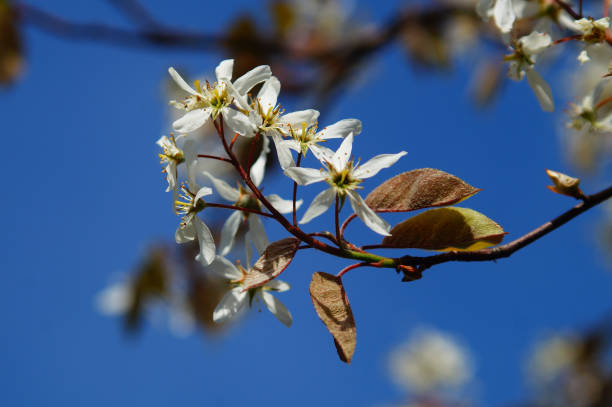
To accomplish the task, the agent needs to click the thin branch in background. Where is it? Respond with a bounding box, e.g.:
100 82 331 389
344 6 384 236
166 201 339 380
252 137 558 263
105 0 160 28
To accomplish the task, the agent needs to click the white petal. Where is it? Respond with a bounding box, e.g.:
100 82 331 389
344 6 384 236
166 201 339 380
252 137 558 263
525 67 554 112
310 144 335 164
353 151 407 179
215 59 234 83
168 67 199 95
194 186 213 204
223 108 256 137
245 235 254 268
232 65 272 95
193 217 216 265
164 162 178 192
299 188 335 224
96 281 132 315
347 190 391 236
226 81 250 111
284 167 326 185
202 171 240 202
266 279 290 292
208 255 242 280
219 211 244 256
173 108 211 133
273 134 295 169
175 222 195 244
213 287 247 323
280 109 320 128
476 0 494 19
260 291 292 327
266 194 302 214
257 76 281 111
316 118 362 140
248 215 269 255
280 139 301 153
332 132 353 170
493 0 516 33
250 135 270 187
578 49 590 64
519 31 551 55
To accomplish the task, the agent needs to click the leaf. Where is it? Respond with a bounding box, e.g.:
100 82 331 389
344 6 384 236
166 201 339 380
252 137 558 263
309 272 356 364
365 168 481 212
242 238 300 291
382 207 505 251
546 169 584 199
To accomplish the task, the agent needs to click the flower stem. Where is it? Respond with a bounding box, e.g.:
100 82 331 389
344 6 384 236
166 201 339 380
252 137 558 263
337 262 369 278
339 213 357 239
197 154 232 163
246 133 261 174
292 152 302 226
335 195 341 244
229 133 239 151
206 202 274 218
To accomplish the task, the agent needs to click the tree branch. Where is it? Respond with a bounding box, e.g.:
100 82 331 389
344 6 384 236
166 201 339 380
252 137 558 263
397 184 612 271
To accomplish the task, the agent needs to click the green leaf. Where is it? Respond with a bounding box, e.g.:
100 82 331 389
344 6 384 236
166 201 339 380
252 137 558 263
243 238 300 291
309 272 356 364
365 168 481 212
382 207 505 251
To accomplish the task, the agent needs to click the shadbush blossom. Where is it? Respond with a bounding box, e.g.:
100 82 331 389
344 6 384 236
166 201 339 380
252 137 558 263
284 133 406 235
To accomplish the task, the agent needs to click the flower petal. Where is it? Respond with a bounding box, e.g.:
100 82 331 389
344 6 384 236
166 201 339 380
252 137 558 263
266 194 302 214
175 222 195 243
519 31 551 55
347 190 391 236
219 211 243 256
353 151 407 179
173 108 211 133
284 167 326 185
310 144 335 164
332 132 353 170
257 76 281 111
273 133 295 169
299 188 335 224
493 0 516 33
248 215 269 255
168 67 199 95
223 108 256 137
266 279 290 292
202 171 240 202
193 216 216 265
208 255 242 280
316 118 362 140
250 135 270 187
260 291 292 327
280 109 320 128
194 186 213 204
213 287 247 323
232 65 272 95
215 59 234 83
525 67 554 112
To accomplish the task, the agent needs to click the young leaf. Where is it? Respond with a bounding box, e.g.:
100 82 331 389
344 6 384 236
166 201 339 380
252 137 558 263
383 207 505 251
365 168 481 212
546 169 584 199
309 272 356 364
242 238 300 291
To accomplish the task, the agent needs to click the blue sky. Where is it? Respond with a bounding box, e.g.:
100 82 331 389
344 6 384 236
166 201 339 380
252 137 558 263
2 1 612 406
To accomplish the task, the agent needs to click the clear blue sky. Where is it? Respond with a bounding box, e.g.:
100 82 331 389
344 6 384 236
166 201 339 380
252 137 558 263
2 1 612 406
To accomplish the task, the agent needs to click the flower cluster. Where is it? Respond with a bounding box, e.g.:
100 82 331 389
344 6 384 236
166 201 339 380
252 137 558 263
157 59 406 328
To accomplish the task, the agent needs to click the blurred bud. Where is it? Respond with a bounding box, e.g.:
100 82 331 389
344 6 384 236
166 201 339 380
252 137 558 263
527 334 579 384
388 328 473 394
0 0 24 85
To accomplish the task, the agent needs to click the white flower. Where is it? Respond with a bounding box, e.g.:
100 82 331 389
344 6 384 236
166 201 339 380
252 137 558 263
156 134 184 194
567 80 612 132
173 140 216 266
208 255 292 327
96 279 133 316
281 118 362 163
574 17 610 41
528 335 578 384
389 328 473 393
242 75 321 169
284 133 406 236
476 0 516 33
168 59 271 134
505 31 554 112
203 141 302 256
